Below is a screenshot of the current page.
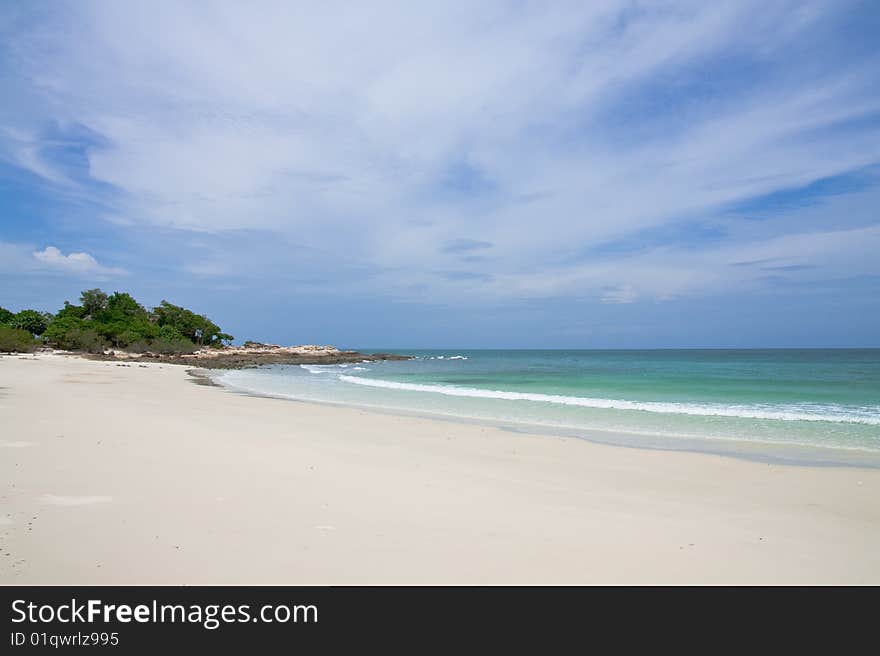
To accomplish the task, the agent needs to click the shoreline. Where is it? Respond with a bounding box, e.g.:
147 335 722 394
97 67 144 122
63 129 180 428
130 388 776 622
206 366 880 471
2 352 879 584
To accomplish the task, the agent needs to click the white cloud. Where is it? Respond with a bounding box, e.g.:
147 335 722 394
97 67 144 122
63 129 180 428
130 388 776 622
482 218 880 305
32 246 126 277
1 1 878 304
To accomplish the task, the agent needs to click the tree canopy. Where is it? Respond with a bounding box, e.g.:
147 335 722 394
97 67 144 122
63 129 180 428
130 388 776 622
8 309 51 336
1 290 233 354
80 288 108 318
152 300 233 346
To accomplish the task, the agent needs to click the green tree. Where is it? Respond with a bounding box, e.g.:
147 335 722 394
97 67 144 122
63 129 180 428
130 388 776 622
151 300 232 346
92 292 156 347
55 302 87 320
10 309 51 336
94 319 158 347
43 316 85 345
43 316 106 352
0 306 14 325
102 292 147 320
36 290 232 352
79 288 108 318
158 324 185 341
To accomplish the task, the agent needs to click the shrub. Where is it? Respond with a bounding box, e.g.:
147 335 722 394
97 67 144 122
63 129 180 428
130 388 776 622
43 317 107 353
0 325 37 352
116 330 143 348
128 338 198 355
154 338 198 355
43 316 85 347
61 329 108 353
158 324 185 341
95 320 158 347
0 306 14 325
10 309 51 336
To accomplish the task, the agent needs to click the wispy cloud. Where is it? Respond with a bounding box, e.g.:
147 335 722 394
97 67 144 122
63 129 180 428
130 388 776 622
602 286 638 304
440 271 494 283
442 239 493 254
0 0 878 326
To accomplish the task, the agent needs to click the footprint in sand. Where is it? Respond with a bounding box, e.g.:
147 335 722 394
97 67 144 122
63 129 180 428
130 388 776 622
41 495 112 506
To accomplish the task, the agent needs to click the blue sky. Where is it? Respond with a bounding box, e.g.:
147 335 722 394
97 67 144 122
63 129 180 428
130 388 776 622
1 1 879 348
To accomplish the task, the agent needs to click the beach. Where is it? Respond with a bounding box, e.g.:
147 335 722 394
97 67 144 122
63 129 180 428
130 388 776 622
1 352 879 584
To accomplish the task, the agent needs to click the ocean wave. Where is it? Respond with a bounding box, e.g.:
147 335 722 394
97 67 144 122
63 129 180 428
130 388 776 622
300 364 340 374
337 375 880 425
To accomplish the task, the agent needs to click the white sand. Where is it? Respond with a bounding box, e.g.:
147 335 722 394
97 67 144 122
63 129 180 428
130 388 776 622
1 352 878 584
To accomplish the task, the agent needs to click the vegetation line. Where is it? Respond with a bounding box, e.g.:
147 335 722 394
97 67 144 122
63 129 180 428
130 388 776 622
0 289 232 354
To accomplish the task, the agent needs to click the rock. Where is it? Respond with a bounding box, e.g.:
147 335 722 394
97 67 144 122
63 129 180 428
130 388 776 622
83 345 412 369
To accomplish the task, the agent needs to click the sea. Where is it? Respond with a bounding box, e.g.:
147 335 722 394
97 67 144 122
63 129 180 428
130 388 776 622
214 349 880 467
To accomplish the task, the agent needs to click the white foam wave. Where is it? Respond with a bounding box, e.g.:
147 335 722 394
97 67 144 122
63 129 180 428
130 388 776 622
337 376 880 425
300 364 339 374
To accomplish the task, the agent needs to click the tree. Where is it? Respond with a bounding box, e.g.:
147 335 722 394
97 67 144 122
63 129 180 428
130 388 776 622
43 316 106 353
79 288 108 318
10 309 51 336
151 300 232 346
43 316 85 346
0 306 14 325
32 289 233 351
56 301 87 320
92 292 155 346
158 324 185 341
103 292 147 319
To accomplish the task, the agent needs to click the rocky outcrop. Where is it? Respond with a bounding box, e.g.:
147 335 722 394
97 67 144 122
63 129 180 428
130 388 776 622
85 344 411 369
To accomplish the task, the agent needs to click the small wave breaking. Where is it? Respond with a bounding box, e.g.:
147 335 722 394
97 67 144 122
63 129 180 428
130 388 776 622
337 375 880 425
300 364 343 374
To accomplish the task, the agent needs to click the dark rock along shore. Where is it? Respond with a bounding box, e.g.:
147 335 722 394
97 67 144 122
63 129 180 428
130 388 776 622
85 350 411 369
175 350 410 369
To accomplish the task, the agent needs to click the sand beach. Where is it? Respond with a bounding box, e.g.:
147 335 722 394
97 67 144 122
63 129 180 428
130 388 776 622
1 352 878 584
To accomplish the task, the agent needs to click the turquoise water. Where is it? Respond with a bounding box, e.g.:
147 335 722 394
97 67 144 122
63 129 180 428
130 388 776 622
216 349 880 466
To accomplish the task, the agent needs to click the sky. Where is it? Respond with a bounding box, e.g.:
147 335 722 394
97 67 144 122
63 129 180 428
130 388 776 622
1 0 879 348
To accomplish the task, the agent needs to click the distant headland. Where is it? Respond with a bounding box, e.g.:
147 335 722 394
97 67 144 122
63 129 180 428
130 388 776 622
0 288 409 368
